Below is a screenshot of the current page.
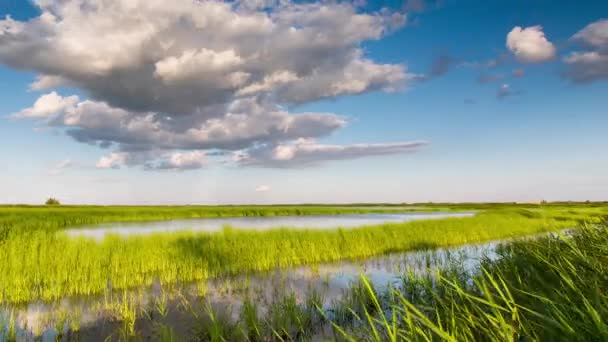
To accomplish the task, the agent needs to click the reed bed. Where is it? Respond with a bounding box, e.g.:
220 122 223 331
0 205 603 304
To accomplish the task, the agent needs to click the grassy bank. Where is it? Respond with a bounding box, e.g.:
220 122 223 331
0 206 605 304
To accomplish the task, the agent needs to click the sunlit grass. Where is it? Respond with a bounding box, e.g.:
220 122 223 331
0 205 604 304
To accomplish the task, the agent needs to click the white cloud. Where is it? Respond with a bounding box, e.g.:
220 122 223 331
2 1 424 170
0 1 410 115
506 26 556 63
152 151 207 171
13 91 78 118
255 185 271 192
96 153 128 169
29 75 68 91
563 20 608 83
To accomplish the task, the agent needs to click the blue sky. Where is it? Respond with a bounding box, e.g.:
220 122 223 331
0 0 606 204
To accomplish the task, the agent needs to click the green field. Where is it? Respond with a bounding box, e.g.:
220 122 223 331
0 203 607 340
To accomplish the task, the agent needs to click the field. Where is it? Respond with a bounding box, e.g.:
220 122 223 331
0 203 607 340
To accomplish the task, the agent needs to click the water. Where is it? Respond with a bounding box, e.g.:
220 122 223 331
64 212 475 239
0 238 496 341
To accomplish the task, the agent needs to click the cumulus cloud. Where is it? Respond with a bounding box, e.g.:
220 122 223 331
563 19 608 83
96 153 128 169
2 0 423 170
236 139 428 168
13 92 78 118
17 93 347 153
506 26 556 63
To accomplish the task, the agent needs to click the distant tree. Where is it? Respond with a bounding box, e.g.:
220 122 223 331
45 197 61 206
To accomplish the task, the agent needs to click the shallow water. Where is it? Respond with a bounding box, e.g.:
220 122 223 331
64 212 475 239
0 237 495 341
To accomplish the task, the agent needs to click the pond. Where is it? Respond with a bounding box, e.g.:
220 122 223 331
64 211 475 239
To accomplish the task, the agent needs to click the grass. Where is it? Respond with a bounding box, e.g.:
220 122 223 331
0 204 605 304
1 207 606 340
323 222 608 341
0 204 436 238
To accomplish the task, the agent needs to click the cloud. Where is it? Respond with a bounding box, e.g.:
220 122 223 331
255 185 271 192
563 52 608 83
29 75 68 91
236 139 428 168
571 19 608 49
95 150 208 171
13 91 78 118
2 0 422 170
563 19 608 83
96 153 128 169
0 1 409 115
18 93 347 152
48 158 72 175
506 26 556 63
151 151 207 171
496 83 520 99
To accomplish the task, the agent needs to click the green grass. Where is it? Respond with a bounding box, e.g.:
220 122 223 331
169 220 608 341
0 204 437 238
0 204 605 304
324 222 608 341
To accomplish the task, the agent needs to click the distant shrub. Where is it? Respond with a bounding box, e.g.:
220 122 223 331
45 198 61 206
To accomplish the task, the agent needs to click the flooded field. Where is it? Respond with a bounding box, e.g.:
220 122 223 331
1 204 603 341
0 238 498 341
64 212 475 239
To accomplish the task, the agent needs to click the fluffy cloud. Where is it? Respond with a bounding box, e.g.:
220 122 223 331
236 139 428 168
16 93 347 153
2 0 423 170
0 0 409 115
563 19 608 83
95 150 207 171
96 153 129 169
13 92 78 118
506 26 556 63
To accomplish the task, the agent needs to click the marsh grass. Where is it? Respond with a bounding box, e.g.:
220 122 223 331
0 206 604 304
324 223 608 341
0 204 606 340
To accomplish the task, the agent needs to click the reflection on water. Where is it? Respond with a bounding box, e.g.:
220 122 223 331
64 212 475 239
0 237 495 341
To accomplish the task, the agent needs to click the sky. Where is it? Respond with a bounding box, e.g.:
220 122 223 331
0 0 606 205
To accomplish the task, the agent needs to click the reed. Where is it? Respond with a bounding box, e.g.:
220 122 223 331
0 206 603 304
